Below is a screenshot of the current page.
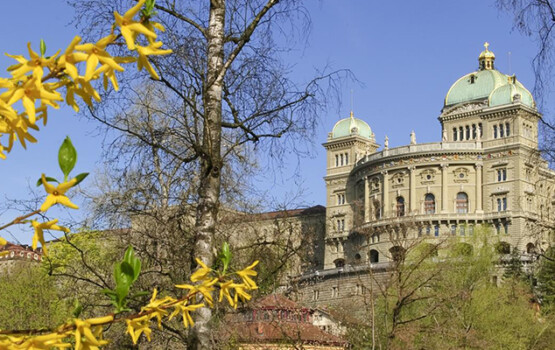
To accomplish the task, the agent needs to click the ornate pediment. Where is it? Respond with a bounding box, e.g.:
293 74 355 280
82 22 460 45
442 101 488 117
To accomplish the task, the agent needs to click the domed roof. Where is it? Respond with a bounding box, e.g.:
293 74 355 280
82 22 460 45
445 69 507 106
489 77 534 108
331 112 373 139
444 43 535 108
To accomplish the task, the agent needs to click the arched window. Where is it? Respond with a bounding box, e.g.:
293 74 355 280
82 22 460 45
389 246 406 262
373 200 382 219
396 196 405 217
424 193 435 214
456 192 468 213
369 249 379 263
334 259 345 268
453 127 457 141
526 243 536 254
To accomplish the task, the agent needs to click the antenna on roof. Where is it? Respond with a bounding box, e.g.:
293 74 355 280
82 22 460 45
350 89 354 118
508 51 512 75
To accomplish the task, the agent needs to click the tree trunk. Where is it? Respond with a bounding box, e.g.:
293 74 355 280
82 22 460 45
190 1 226 349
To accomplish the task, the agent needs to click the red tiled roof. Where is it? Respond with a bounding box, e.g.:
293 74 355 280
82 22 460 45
228 321 347 346
221 294 347 347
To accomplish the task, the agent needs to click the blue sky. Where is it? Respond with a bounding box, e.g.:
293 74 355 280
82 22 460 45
0 1 546 244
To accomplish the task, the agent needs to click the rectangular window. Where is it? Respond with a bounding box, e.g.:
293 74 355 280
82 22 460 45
418 227 423 237
345 153 349 165
502 197 507 211
496 223 501 235
453 128 458 141
499 124 504 137
506 123 510 136
434 225 440 237
451 224 457 235
497 198 502 212
472 124 477 139
493 125 498 139
335 154 339 167
504 222 509 234
468 225 474 235
459 225 465 236
426 226 431 235
466 125 470 140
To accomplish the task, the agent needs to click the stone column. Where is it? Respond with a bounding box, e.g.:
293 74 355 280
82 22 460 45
441 163 449 213
409 166 416 214
475 163 483 213
382 171 389 218
364 176 370 222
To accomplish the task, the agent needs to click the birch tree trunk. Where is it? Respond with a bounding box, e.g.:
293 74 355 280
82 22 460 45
190 1 225 349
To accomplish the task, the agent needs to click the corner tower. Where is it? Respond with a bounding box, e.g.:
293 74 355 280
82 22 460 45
322 112 378 268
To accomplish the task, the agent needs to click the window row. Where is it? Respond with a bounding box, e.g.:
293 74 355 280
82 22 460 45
394 192 469 216
334 152 349 167
452 123 482 141
493 122 511 139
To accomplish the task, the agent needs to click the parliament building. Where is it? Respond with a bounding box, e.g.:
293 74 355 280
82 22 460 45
293 43 555 307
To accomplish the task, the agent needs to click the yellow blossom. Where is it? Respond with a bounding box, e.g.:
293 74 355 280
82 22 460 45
233 283 254 305
5 331 72 349
114 0 157 50
6 77 63 124
75 35 123 81
219 280 236 308
169 300 204 328
190 258 212 282
6 42 59 80
74 316 112 350
136 42 173 80
236 260 259 289
175 278 217 307
141 288 175 329
126 315 151 344
31 219 69 255
40 173 79 212
58 36 88 81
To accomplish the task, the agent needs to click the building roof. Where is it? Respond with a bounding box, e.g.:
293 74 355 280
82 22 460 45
444 43 535 108
221 294 347 347
331 112 373 140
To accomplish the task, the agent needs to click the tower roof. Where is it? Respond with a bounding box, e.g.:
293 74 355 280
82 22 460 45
331 111 373 140
444 43 535 108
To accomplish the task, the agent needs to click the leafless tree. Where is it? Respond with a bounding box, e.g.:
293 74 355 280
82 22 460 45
69 1 346 348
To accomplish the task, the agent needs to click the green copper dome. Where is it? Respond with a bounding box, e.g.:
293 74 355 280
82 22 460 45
445 69 507 106
488 78 534 108
331 113 373 139
444 43 535 109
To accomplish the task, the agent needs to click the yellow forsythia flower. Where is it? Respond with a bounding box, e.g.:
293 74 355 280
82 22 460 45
114 0 157 50
169 300 204 328
175 278 218 307
74 316 111 350
236 260 259 289
40 174 79 212
126 315 152 345
75 35 123 81
31 219 69 255
136 42 172 80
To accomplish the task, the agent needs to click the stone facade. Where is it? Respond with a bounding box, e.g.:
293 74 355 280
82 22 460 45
292 44 555 309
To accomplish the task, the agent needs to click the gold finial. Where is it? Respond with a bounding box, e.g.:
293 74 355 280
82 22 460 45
479 42 495 70
350 110 354 119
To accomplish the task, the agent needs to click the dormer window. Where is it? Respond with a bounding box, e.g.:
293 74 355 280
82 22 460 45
469 75 476 84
